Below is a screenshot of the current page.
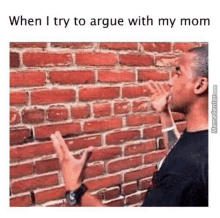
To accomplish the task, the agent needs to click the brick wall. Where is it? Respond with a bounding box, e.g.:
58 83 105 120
9 42 203 207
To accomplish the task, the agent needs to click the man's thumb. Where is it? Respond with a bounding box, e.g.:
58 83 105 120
81 146 94 167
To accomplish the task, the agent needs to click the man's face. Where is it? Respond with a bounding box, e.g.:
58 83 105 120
168 53 197 113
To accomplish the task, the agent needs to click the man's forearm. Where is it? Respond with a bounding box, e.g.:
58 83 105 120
159 110 180 150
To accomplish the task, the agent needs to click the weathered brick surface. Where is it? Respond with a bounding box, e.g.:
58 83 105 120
106 129 141 145
98 70 135 83
11 173 59 194
10 91 27 106
34 122 81 139
79 87 119 101
75 52 117 66
22 108 44 124
31 89 75 105
10 71 46 87
23 52 72 67
49 70 95 85
9 42 201 207
141 42 171 52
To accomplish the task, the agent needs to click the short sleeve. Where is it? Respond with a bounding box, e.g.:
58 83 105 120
142 174 207 206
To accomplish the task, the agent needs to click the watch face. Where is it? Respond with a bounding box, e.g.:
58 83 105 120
67 191 77 205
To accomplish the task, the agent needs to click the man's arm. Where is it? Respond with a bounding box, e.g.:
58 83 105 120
147 81 180 151
160 110 180 150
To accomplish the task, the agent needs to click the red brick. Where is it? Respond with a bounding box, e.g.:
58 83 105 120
100 42 137 50
23 52 72 67
31 89 75 105
106 130 140 145
125 193 142 205
173 42 200 52
143 150 167 164
84 117 122 133
47 106 68 121
107 156 142 173
79 86 119 101
75 52 117 66
11 173 59 194
10 71 46 87
124 140 156 156
122 181 137 195
119 54 154 66
139 177 152 190
114 100 131 114
49 70 95 84
22 108 44 124
122 85 151 98
124 165 157 182
84 163 105 179
10 162 34 179
35 185 66 204
10 91 27 106
10 109 21 125
132 99 151 112
141 42 171 52
35 158 60 174
104 187 120 201
143 124 162 139
98 70 135 83
10 141 54 162
93 102 111 117
85 174 122 191
10 127 32 145
51 42 93 48
65 135 101 151
104 197 124 206
10 52 20 67
10 193 32 207
138 69 169 82
89 146 121 162
71 104 90 119
155 55 179 67
34 122 81 139
126 113 159 126
10 42 47 48
90 192 103 201
158 138 165 149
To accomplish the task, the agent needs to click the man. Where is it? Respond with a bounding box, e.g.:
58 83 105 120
50 45 208 206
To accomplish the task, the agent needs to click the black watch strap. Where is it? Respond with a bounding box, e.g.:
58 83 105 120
65 184 88 205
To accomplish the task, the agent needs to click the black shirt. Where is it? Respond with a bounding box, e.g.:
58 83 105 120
142 130 208 206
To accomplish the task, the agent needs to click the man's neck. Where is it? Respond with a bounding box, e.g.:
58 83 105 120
185 102 208 132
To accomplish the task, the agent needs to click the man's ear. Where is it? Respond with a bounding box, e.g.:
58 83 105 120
194 77 208 95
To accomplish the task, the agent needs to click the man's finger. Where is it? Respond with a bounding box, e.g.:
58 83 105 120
50 134 63 163
158 83 167 93
55 131 71 159
147 81 157 94
152 81 162 93
80 146 94 169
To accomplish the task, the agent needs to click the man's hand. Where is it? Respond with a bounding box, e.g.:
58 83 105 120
50 131 93 191
147 80 171 113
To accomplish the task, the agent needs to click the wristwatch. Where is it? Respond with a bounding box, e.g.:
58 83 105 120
65 184 88 205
